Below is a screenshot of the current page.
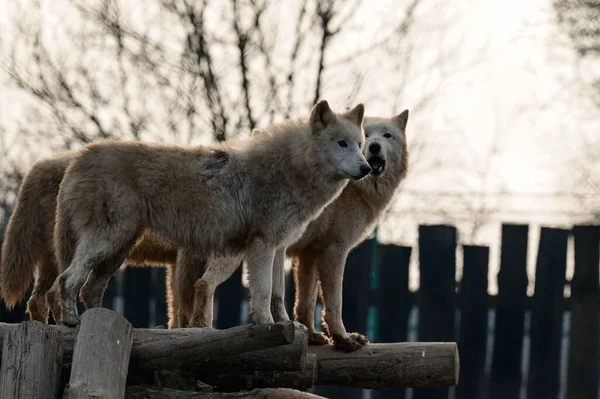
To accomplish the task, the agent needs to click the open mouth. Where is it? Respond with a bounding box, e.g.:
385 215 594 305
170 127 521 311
367 156 386 176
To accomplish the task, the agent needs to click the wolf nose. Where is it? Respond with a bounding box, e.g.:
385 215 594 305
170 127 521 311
359 164 372 177
369 142 381 154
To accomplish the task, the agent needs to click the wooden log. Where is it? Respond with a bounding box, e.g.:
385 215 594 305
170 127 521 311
0 321 63 398
310 342 459 389
126 386 327 398
130 321 297 370
195 327 308 373
202 353 317 392
567 225 600 399
0 320 299 371
64 308 133 399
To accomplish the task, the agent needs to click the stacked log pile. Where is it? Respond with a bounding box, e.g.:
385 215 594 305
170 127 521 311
0 308 459 398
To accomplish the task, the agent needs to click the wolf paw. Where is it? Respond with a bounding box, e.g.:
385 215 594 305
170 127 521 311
187 318 212 329
26 294 49 323
307 331 331 346
45 290 62 323
332 332 370 352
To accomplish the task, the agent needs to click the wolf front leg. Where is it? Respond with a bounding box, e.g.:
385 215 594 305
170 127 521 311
245 239 276 325
270 248 290 322
319 246 369 352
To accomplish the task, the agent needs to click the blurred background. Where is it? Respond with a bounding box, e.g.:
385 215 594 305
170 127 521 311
0 0 599 398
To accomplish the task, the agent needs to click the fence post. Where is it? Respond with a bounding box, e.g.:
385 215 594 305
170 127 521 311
489 224 529 399
64 308 133 399
373 244 412 399
567 225 599 399
151 267 168 327
456 245 489 399
313 239 372 399
215 265 244 329
527 227 569 399
0 321 63 398
414 224 457 399
285 266 296 321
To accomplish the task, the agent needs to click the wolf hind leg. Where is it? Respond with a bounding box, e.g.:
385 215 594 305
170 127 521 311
27 248 58 323
293 253 330 346
79 245 134 310
57 228 137 327
319 246 369 352
189 254 242 328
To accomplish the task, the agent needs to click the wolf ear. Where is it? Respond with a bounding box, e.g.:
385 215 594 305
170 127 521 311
310 100 337 132
393 109 409 130
344 103 365 126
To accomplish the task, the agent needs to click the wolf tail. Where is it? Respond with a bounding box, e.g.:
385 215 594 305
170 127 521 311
1 172 51 308
0 155 72 309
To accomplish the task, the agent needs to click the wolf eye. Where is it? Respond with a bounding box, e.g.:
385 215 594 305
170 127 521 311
384 133 392 138
365 133 370 138
338 140 348 147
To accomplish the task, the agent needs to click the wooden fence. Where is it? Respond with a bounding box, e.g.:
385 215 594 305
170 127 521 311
1 223 599 399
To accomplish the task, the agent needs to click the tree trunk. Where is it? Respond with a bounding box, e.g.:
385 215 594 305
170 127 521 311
310 342 459 388
0 321 63 399
64 308 133 399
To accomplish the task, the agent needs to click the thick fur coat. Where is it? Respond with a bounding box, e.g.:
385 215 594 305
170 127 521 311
46 100 368 327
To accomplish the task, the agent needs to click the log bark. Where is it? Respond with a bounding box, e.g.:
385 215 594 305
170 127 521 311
126 386 326 399
0 321 63 399
64 308 133 399
194 327 308 373
202 353 317 392
130 321 297 370
0 320 298 371
309 342 459 388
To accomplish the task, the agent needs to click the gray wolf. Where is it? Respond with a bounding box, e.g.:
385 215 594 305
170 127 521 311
181 110 409 351
47 100 369 327
0 152 181 323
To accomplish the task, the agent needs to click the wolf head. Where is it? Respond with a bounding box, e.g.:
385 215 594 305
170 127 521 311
307 100 371 181
361 109 409 179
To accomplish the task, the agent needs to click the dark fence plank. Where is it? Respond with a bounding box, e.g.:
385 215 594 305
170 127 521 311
456 245 489 399
567 225 600 399
527 227 569 399
215 265 244 329
123 268 152 328
151 267 168 327
101 274 117 311
414 225 457 399
373 244 412 399
285 267 296 320
489 224 529 399
313 239 372 399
